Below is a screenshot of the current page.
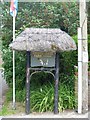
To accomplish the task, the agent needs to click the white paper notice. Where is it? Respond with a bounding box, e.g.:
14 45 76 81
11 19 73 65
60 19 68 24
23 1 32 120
83 52 88 62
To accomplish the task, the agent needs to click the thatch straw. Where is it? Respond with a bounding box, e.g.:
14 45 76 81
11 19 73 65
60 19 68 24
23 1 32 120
9 28 76 53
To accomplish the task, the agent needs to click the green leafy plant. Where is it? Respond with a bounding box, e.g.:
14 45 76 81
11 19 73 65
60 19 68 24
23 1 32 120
30 78 77 112
5 73 77 113
30 83 54 112
2 2 79 88
1 2 80 113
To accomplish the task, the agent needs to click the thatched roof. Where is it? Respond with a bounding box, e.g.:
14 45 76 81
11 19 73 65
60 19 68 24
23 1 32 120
9 28 76 53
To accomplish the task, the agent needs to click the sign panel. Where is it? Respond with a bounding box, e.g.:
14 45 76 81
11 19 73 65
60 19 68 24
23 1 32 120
31 54 55 67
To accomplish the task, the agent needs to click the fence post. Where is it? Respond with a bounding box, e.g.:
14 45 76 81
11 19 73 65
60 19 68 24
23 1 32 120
54 52 59 114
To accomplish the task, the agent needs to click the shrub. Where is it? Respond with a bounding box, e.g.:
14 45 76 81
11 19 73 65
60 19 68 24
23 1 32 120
2 2 79 90
2 50 26 89
2 2 89 112
30 83 54 112
30 75 77 112
59 51 77 75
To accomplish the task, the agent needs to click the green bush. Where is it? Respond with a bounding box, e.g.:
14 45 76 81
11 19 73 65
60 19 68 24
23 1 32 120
59 51 77 74
6 88 26 102
2 2 79 112
2 50 26 89
2 2 79 89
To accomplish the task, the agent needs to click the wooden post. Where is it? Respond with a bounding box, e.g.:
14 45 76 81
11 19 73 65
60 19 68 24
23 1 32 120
54 52 59 114
79 0 88 113
25 51 30 114
78 27 83 113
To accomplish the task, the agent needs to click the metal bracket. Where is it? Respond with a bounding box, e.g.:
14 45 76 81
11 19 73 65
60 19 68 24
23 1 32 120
30 70 55 79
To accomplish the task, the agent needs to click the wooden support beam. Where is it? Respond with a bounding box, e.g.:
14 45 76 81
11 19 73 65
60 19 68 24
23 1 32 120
54 52 59 114
79 0 88 113
25 51 30 114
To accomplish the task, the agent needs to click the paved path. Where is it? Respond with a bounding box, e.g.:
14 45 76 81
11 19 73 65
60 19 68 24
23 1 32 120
0 68 8 111
2 111 89 118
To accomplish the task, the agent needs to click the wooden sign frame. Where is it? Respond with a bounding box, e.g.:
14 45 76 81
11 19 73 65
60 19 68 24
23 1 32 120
25 51 59 114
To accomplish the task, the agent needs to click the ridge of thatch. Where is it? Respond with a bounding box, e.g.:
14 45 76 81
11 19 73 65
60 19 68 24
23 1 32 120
9 28 76 52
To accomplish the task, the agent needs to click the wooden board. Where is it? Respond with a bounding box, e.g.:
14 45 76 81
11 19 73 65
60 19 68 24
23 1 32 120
31 54 55 67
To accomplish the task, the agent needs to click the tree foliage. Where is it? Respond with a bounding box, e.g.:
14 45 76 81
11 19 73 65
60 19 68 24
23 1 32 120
2 2 78 88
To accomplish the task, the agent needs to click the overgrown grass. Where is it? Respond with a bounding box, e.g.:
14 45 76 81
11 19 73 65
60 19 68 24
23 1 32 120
2 74 77 115
0 103 16 116
0 101 25 116
30 82 77 112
